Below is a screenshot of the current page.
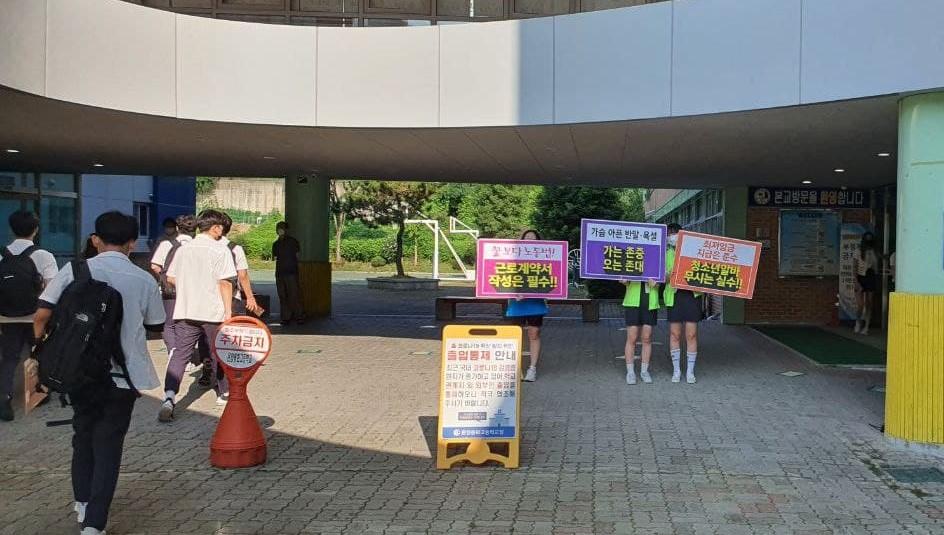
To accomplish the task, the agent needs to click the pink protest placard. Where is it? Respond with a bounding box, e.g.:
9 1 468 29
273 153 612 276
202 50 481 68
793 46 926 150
475 239 569 299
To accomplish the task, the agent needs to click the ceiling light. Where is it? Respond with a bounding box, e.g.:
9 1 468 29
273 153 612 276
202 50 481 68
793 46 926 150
877 152 891 157
833 168 845 173
801 180 812 185
92 163 104 168
5 148 19 153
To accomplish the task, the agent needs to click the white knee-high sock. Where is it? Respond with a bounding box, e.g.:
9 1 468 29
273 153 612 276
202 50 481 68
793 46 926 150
686 352 697 375
671 349 681 374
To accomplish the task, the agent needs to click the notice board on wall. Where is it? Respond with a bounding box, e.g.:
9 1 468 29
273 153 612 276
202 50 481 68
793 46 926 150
778 210 841 276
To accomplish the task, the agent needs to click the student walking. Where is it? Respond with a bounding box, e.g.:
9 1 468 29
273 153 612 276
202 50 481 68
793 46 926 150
622 279 660 385
150 215 196 370
664 223 703 384
220 213 262 317
33 211 165 535
507 230 548 383
272 221 305 326
0 210 59 422
159 210 237 422
854 231 879 336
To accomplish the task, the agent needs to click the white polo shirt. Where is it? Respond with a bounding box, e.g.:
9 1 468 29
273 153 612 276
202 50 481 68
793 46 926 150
0 239 60 323
39 252 165 391
167 234 237 323
150 234 193 269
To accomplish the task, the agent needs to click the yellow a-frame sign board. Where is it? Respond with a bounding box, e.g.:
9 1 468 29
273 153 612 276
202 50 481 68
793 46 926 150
437 325 522 469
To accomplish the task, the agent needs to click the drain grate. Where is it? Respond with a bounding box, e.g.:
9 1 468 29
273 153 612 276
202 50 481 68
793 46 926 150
885 467 944 484
296 349 322 354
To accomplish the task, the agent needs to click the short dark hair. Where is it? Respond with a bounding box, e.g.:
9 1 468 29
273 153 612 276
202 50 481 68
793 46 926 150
95 211 138 246
196 209 227 232
175 214 197 234
221 212 233 235
276 221 288 231
9 210 39 238
520 229 541 240
162 217 177 229
667 223 682 233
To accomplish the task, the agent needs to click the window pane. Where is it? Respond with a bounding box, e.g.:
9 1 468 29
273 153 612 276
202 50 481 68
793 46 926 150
364 18 432 26
0 171 36 192
40 173 75 193
39 196 76 259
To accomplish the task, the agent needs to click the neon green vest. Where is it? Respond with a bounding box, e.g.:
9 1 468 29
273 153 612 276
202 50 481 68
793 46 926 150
663 246 701 307
622 281 660 310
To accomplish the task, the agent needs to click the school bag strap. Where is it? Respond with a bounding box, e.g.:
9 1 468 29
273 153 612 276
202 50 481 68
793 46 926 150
72 259 91 282
1 246 12 258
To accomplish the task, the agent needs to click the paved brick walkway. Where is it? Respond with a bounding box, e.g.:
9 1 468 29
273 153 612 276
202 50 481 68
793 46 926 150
1 284 942 534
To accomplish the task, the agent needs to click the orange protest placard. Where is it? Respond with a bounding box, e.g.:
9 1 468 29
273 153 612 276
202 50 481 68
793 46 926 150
670 231 762 299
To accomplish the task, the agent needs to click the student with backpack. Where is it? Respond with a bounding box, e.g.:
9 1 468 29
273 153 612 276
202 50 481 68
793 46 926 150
159 210 237 422
0 210 59 422
33 211 165 535
219 213 262 317
150 214 196 361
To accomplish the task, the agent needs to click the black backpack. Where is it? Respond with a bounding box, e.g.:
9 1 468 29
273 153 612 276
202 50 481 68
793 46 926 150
157 239 183 300
226 241 240 298
0 245 43 317
37 261 135 396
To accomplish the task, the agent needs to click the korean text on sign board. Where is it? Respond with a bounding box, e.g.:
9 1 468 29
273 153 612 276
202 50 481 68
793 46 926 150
579 219 666 282
476 239 568 299
215 325 270 370
440 338 519 440
673 231 762 299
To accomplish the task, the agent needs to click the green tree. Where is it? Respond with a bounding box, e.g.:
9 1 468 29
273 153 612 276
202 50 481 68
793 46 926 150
619 188 646 222
532 186 625 247
532 186 628 298
329 180 368 263
349 181 440 277
457 184 540 238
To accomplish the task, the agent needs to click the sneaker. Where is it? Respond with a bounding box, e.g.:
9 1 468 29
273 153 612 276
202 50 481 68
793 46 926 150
861 328 869 336
854 321 862 334
523 367 537 382
197 367 213 388
158 399 175 422
216 394 229 406
671 371 681 383
81 528 106 535
74 502 87 524
640 370 652 384
687 373 696 384
626 371 637 385
0 395 13 422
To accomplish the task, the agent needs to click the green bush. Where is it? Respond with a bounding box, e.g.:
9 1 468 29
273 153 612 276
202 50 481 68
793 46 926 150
330 238 396 263
231 213 282 260
370 256 387 268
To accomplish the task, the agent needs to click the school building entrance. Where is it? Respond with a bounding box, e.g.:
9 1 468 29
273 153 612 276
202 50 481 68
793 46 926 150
1 0 941 450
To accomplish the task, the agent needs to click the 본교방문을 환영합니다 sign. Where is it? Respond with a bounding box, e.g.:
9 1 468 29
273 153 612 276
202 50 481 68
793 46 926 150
670 231 762 299
579 218 666 282
475 239 568 299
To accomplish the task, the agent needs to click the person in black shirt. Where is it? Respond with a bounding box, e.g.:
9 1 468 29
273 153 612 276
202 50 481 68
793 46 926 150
272 221 305 325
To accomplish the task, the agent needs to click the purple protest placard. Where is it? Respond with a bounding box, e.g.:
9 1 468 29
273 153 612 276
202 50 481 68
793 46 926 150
579 219 667 282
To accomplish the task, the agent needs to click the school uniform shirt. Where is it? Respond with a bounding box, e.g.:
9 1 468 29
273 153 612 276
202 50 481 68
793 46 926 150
219 237 249 272
219 236 249 300
38 252 165 390
0 239 60 323
167 234 237 323
150 234 193 269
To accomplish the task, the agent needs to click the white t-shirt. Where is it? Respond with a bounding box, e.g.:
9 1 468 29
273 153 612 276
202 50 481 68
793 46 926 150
39 251 165 391
0 239 60 323
150 234 193 269
167 234 237 323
